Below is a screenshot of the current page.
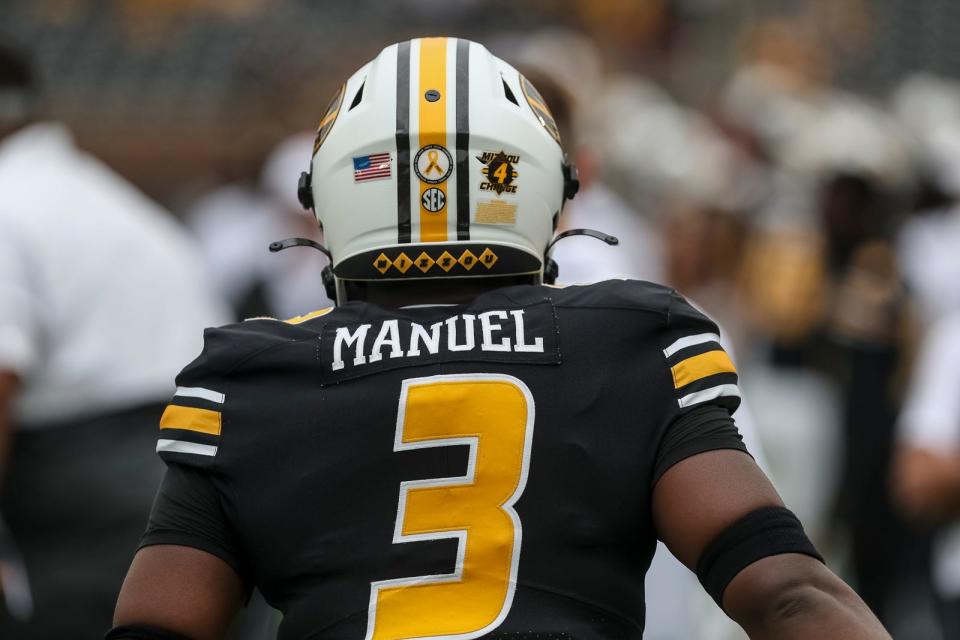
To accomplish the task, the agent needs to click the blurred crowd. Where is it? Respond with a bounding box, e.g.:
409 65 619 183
5 0 960 638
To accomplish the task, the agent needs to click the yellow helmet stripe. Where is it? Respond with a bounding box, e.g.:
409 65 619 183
418 37 449 242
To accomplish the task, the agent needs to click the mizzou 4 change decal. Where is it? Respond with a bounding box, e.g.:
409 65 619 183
478 151 519 195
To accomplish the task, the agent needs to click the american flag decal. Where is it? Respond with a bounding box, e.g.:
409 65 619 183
353 152 392 182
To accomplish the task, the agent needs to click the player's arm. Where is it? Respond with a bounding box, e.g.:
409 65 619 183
650 289 887 638
112 545 243 640
653 449 889 639
110 462 247 640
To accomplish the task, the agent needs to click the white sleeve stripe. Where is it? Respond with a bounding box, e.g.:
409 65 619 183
678 384 740 408
174 386 225 404
663 333 721 358
156 439 218 457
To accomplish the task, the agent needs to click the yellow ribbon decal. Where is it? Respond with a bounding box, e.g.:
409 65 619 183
424 149 442 176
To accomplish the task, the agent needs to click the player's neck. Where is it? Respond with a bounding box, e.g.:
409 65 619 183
344 276 537 309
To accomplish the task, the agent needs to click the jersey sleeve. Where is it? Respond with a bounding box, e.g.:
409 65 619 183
652 290 749 482
143 331 251 589
659 290 741 416
139 463 250 592
652 405 749 484
155 329 231 469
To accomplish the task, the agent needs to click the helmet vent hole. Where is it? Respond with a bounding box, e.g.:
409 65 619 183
348 81 365 111
502 77 519 106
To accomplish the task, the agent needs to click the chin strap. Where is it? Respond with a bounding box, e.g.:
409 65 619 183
269 238 337 302
269 225 618 298
269 237 331 260
542 228 619 285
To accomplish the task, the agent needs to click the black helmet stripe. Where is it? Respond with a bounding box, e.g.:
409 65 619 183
395 40 412 243
455 38 471 241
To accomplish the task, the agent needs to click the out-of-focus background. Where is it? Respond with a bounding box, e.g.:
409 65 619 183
5 0 960 638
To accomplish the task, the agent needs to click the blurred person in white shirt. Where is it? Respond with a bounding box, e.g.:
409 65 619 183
0 42 229 637
187 131 334 320
895 312 960 638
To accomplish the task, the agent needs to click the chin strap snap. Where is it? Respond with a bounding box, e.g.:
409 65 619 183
297 171 314 210
562 158 580 201
542 228 619 285
269 237 337 303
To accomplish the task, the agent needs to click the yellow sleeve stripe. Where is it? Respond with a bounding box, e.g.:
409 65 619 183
159 404 222 436
671 350 737 389
285 307 334 325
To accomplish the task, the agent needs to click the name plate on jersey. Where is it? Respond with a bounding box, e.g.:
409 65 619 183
319 301 560 384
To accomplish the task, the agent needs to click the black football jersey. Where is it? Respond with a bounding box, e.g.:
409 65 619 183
142 280 747 639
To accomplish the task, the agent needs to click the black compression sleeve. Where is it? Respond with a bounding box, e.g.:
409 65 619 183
105 624 192 639
140 464 248 589
696 506 825 609
653 405 750 485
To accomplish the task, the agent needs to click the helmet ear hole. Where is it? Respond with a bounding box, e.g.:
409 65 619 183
348 81 365 111
297 171 314 210
501 76 519 106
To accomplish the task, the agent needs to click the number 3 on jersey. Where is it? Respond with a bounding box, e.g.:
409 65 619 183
366 374 535 640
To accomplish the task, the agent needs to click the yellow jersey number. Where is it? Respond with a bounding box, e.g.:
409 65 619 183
365 374 536 640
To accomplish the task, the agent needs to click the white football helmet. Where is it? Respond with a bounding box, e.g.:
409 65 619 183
289 37 581 303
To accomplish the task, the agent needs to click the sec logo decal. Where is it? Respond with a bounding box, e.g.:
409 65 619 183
421 187 446 213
